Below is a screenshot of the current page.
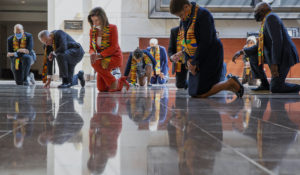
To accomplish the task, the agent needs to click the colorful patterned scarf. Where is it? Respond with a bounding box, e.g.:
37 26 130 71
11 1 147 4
130 54 152 84
176 29 185 73
181 4 199 60
91 26 112 69
258 12 271 65
42 36 56 83
150 46 161 75
13 34 27 70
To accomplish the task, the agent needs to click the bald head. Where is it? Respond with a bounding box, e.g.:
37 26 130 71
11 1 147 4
254 2 272 22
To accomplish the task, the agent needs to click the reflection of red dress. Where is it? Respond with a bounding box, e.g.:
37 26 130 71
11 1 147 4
89 24 123 92
89 95 122 168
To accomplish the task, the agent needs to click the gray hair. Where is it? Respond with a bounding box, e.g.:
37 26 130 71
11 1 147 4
150 38 158 46
38 30 50 42
14 24 24 33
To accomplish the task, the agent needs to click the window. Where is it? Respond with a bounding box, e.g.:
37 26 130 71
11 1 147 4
149 0 300 19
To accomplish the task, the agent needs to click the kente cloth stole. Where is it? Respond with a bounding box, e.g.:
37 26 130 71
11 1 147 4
13 34 27 70
130 54 152 84
130 57 138 84
176 28 185 73
258 12 270 66
91 28 98 53
150 47 161 75
94 26 112 69
42 37 56 83
181 4 199 61
154 93 161 122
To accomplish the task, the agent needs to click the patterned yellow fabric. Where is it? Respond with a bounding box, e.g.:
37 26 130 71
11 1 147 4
13 34 27 70
91 28 97 53
99 26 112 69
130 57 138 84
258 12 271 65
130 54 151 84
181 4 199 60
42 36 56 83
150 47 161 75
176 29 185 73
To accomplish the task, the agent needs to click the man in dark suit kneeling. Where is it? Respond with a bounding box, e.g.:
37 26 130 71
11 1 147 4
232 2 300 93
7 24 36 86
38 30 85 88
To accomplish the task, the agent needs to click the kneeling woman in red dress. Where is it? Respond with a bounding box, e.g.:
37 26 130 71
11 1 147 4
88 7 129 92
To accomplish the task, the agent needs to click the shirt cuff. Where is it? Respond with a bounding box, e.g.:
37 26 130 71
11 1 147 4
14 52 18 57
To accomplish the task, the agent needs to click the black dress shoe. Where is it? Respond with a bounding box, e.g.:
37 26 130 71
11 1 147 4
251 85 270 91
228 74 244 98
78 71 85 87
58 83 72 89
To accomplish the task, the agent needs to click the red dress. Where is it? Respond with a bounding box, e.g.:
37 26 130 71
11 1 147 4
89 24 123 92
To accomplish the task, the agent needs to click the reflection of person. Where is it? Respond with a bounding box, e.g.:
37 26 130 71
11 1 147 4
88 94 122 174
169 0 244 98
88 7 129 92
38 30 85 89
147 39 169 85
242 97 299 171
6 89 36 148
124 48 157 87
7 24 36 86
168 99 223 175
127 88 169 130
232 2 300 93
38 89 84 145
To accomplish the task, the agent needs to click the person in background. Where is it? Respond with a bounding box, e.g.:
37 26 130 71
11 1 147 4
232 36 257 85
124 47 156 87
38 30 85 89
88 7 129 92
7 24 36 86
147 38 169 85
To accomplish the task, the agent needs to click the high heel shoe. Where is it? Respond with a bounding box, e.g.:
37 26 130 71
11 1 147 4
122 77 130 91
109 79 123 92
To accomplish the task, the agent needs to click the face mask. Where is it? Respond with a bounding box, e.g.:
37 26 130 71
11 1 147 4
254 12 263 22
93 25 102 30
15 33 23 40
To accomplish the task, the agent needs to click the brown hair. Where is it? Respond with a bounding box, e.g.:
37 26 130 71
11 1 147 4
88 7 109 27
169 0 190 14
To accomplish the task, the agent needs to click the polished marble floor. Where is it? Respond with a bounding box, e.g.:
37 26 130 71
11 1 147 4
0 81 300 175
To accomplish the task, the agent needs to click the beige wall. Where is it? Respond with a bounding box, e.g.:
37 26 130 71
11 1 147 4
46 0 300 77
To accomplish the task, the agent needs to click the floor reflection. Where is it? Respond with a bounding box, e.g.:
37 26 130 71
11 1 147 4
0 84 299 175
126 87 169 131
88 94 122 174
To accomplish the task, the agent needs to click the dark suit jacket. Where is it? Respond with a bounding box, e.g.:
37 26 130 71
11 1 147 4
168 26 180 75
45 30 82 75
181 2 224 96
244 13 299 68
124 50 157 76
146 46 169 75
7 32 34 58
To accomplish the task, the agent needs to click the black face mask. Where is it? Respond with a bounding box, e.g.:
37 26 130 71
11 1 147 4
254 12 263 22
